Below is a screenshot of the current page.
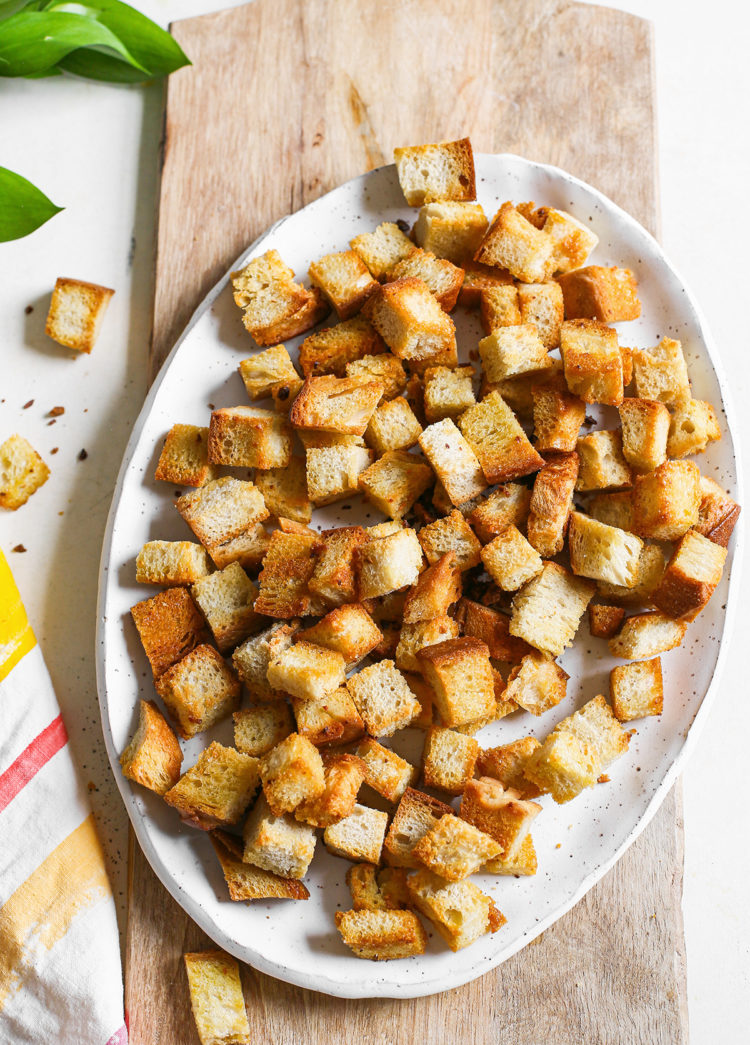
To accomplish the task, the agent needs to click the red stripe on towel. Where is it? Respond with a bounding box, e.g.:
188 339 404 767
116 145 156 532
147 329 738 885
0 714 68 813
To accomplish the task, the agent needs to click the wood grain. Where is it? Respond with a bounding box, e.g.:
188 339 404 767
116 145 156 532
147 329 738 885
130 1 689 1042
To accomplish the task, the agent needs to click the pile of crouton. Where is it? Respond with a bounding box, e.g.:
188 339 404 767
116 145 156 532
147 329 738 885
121 137 739 969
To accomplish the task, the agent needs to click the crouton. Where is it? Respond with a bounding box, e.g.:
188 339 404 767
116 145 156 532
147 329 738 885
0 435 50 509
233 703 294 758
346 660 420 737
307 525 366 606
483 833 537 876
475 203 554 283
335 909 427 960
183 950 250 1045
413 201 488 263
618 398 670 471
631 460 700 540
231 621 296 700
350 221 417 279
131 587 209 679
531 378 586 453
413 812 501 880
177 477 270 564
156 644 241 739
242 793 316 878
364 397 423 454
418 418 487 505
256 285 331 344
210 831 309 902
259 732 325 814
416 637 496 728
300 603 382 666
588 603 626 638
394 138 476 205
298 315 384 377
267 640 346 702
346 864 410 911
403 552 462 622
696 477 741 547
517 281 565 348
407 869 504 951
608 612 688 659
467 485 531 545
504 650 569 715
422 727 479 795
305 443 374 506
458 261 513 309
633 338 691 406
357 527 423 599
509 562 594 657
479 326 551 386
480 284 522 333
387 248 464 311
557 265 640 322
455 599 533 662
136 540 212 587
254 457 311 523
596 543 667 605
362 278 458 371
476 736 542 799
481 526 544 591
292 685 365 747
154 424 217 488
610 658 663 722
667 399 721 459
45 276 114 353
588 490 634 531
396 615 460 672
324 803 389 863
308 250 378 320
560 319 623 406
231 250 308 340
383 787 453 867
526 451 579 557
355 737 418 803
120 699 183 795
403 673 435 729
238 345 300 401
421 365 475 423
652 529 727 621
346 352 408 400
358 450 433 520
483 359 562 420
254 530 319 617
185 564 258 658
164 742 259 830
458 392 544 485
291 375 384 436
517 203 599 273
461 777 542 861
575 430 632 491
294 752 366 828
568 511 643 587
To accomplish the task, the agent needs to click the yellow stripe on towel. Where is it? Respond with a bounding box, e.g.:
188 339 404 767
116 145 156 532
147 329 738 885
0 551 36 681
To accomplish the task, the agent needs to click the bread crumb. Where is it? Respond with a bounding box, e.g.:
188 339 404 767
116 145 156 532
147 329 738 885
23 400 34 409
48 406 65 417
597 774 610 784
78 448 88 460
12 544 26 553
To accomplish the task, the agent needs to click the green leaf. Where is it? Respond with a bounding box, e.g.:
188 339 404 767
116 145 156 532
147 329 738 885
0 166 63 242
57 44 153 82
0 10 147 76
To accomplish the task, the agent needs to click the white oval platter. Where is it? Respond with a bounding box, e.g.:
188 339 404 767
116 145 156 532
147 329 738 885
96 154 743 999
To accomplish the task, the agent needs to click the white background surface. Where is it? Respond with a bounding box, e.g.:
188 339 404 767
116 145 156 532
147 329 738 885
0 0 748 1038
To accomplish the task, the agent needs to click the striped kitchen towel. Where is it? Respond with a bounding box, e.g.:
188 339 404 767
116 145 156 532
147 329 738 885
0 550 127 1045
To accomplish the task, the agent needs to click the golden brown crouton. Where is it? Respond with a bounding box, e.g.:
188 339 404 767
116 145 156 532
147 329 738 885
155 424 217 488
479 324 551 382
531 378 586 454
460 777 542 861
468 484 532 543
633 338 691 406
575 429 632 491
364 396 423 454
422 727 479 795
305 443 374 506
413 201 488 263
413 812 501 880
588 603 626 638
300 603 382 666
164 742 259 830
526 451 579 557
383 787 453 867
136 540 212 587
259 732 325 815
403 552 462 622
422 365 476 423
295 752 366 828
475 202 555 283
0 434 50 509
350 221 417 279
346 863 410 911
309 250 379 320
324 803 389 863
231 250 309 345
631 460 700 540
587 490 635 531
416 637 496 728
233 703 294 758
387 248 464 311
517 203 599 273
667 399 721 458
481 525 544 591
298 315 385 377
455 599 534 662
480 284 522 332
483 832 538 876
359 450 434 520
418 417 488 505
476 736 542 799
618 398 670 472
509 562 594 657
292 685 365 747
120 700 183 795
363 277 458 371
346 660 420 737
131 587 209 679
458 391 544 485
231 621 296 700
242 793 316 878
308 525 366 606
517 281 565 349
291 374 384 436
394 138 476 205
355 737 418 803
504 650 569 716
651 529 727 621
357 527 424 599
557 265 640 322
183 950 250 1045
210 831 309 902
695 477 741 547
568 511 643 587
396 616 460 672
177 477 270 566
595 543 667 605
459 260 514 307
254 531 319 618
560 319 623 406
254 457 312 523
238 345 300 400
267 639 346 702
45 276 114 353
610 658 663 722
335 908 427 960
156 644 241 739
255 285 330 344
608 612 688 659
407 869 505 951
346 352 408 400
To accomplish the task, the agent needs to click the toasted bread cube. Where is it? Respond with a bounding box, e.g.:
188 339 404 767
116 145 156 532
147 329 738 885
291 374 384 436
364 397 422 454
510 562 594 657
210 831 309 901
357 527 423 599
232 621 296 700
531 378 586 454
504 650 568 716
254 530 319 617
557 265 640 322
517 281 565 349
652 529 727 621
396 616 460 672
696 477 741 547
242 792 316 878
346 863 409 911
0 434 50 509
45 276 113 353
394 138 476 206
610 658 663 722
295 752 366 828
418 418 487 505
299 315 384 377
480 284 522 333
667 400 721 459
350 221 416 279
562 693 630 768
259 732 325 814
363 277 457 370
588 603 626 638
136 540 212 587
560 319 623 406
407 869 504 950
422 365 475 423
416 637 496 728
177 476 269 554
346 352 408 400
414 201 488 263
422 727 479 795
131 587 208 679
526 451 579 557
484 359 562 420
460 777 542 861
618 398 670 472
309 250 378 320
403 552 462 622
596 543 667 605
346 660 420 737
231 250 309 344
383 787 453 867
165 742 259 830
458 392 544 485
255 285 331 344
481 526 543 591
155 424 216 488
633 338 691 406
233 704 293 758
403 673 436 729
478 324 550 382
120 699 183 795
355 737 418 803
267 640 346 702
324 803 388 863
568 511 643 587
483 832 537 875
207 524 270 573
183 950 250 1045
609 612 687 659
517 203 599 273
388 248 464 311
335 908 426 960
575 430 632 491
304 444 373 506
459 260 514 307
476 736 542 799
238 345 300 400
358 450 433 520
475 203 554 283
292 685 365 747
631 460 700 540
301 603 382 666
467 486 530 545
254 457 311 523
156 644 241 739
455 599 533 662
413 812 501 880
308 526 366 606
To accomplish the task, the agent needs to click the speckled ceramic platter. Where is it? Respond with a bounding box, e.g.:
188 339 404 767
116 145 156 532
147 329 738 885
96 155 742 999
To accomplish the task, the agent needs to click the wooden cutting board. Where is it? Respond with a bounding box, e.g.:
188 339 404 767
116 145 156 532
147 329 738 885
128 1 689 1041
